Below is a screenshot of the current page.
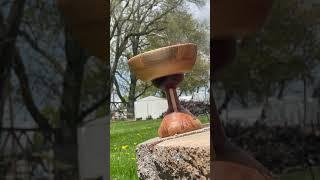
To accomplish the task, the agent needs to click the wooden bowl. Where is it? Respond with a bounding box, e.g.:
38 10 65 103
212 0 273 38
128 43 197 82
57 0 105 59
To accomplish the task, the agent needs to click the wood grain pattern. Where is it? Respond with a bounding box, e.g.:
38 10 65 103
128 43 197 82
212 0 273 38
158 112 202 138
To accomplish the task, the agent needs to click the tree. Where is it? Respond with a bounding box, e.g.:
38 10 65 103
1 1 109 179
111 1 209 118
0 0 26 131
216 0 320 109
180 58 209 96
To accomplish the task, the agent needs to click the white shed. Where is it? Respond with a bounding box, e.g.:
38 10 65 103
134 96 168 119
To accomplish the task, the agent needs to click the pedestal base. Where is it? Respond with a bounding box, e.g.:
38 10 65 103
158 112 202 137
136 125 210 179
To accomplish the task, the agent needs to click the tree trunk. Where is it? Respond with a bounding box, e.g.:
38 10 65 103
277 80 286 100
127 70 137 119
312 81 320 104
0 13 8 125
54 127 79 180
55 29 88 180
303 78 307 127
126 37 139 119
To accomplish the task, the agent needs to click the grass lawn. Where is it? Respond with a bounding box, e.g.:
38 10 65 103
110 116 209 180
110 116 319 180
279 167 320 180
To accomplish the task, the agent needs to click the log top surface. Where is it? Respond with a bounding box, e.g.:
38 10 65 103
138 124 209 147
136 124 210 179
157 130 209 147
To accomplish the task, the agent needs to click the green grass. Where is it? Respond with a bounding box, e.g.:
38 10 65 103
110 116 209 180
279 167 320 180
111 116 320 180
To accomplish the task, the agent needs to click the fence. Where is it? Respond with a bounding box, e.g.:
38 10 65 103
0 128 54 180
220 97 320 128
264 97 320 127
110 102 127 119
110 101 210 120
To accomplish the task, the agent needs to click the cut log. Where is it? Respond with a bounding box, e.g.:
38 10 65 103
136 126 210 179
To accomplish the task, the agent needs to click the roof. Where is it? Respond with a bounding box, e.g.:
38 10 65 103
135 96 166 102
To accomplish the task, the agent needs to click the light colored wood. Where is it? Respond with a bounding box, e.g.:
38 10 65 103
128 43 197 82
57 0 105 59
212 0 273 38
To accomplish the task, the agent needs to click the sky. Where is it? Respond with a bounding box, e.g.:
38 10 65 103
188 0 210 22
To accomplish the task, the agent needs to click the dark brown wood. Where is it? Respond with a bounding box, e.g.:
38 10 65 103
212 0 273 38
152 74 184 113
154 74 202 137
57 0 105 59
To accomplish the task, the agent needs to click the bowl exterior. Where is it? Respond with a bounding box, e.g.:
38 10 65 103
128 43 197 81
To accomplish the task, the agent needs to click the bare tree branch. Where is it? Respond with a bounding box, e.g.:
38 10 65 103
19 30 64 74
113 77 127 103
135 83 152 99
6 0 26 37
12 48 52 131
115 71 129 85
1 0 26 125
78 94 109 123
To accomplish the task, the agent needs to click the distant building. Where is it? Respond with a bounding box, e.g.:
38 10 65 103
134 96 167 120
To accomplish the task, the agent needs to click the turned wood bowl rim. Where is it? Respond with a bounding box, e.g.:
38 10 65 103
128 43 197 64
128 43 197 81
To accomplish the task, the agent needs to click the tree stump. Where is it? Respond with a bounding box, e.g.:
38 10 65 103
136 125 210 179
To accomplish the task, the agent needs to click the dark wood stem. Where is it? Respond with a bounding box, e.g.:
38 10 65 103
164 87 182 113
152 74 185 114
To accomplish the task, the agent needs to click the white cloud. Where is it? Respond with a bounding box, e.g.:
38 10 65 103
187 0 210 21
